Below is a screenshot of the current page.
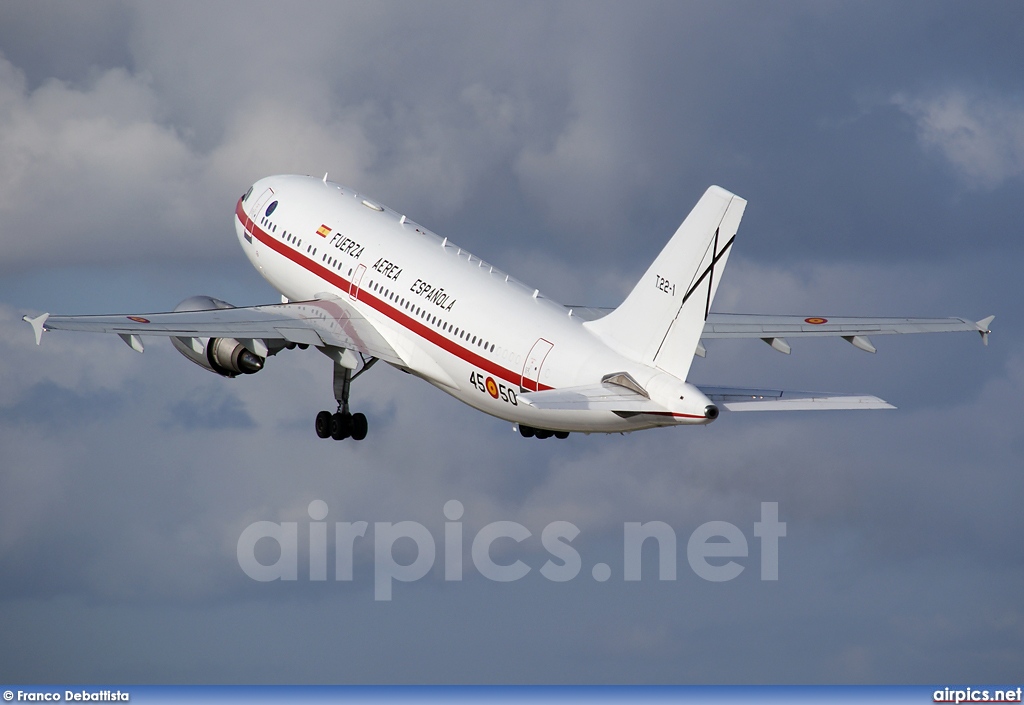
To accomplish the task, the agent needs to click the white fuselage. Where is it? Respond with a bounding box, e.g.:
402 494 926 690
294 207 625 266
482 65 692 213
235 175 713 433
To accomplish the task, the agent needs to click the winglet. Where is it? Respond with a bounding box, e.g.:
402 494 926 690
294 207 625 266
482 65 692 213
22 313 50 345
976 315 995 346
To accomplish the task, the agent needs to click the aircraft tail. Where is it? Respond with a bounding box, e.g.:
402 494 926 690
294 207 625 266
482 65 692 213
584 186 746 381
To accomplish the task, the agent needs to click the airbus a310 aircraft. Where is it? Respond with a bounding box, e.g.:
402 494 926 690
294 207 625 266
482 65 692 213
24 175 993 441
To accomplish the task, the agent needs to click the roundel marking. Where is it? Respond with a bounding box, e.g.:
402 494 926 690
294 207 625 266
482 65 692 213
126 316 150 324
804 317 828 325
265 200 278 217
485 377 499 399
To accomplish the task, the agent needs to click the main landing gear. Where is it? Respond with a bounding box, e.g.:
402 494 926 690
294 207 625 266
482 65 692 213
315 353 377 441
518 425 569 440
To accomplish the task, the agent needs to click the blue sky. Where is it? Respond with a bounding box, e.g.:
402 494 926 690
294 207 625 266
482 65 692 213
0 1 1021 684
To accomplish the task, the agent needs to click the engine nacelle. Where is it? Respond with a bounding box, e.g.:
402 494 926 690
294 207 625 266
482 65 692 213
170 296 266 378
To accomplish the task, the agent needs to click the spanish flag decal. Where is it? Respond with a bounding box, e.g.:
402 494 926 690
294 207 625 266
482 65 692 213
317 224 332 238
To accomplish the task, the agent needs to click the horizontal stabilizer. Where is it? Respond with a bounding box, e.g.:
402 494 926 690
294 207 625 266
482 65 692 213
697 385 894 411
519 383 669 415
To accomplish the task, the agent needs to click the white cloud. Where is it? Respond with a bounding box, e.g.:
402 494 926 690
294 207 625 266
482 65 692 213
0 0 1021 683
0 59 212 269
893 90 1024 189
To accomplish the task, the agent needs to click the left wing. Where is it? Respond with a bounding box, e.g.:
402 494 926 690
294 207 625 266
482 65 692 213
23 296 404 365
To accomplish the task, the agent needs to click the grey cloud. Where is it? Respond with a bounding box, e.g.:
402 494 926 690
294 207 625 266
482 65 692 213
3 2 1022 274
0 0 1021 685
167 387 256 431
0 379 122 426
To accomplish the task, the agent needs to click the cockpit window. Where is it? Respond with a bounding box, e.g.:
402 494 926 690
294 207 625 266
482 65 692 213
243 186 253 202
265 201 278 217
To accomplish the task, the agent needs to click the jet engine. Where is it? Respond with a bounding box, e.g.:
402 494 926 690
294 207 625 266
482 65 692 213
169 296 266 377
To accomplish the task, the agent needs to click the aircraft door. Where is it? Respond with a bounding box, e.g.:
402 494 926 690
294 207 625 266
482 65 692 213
349 264 367 301
246 187 275 263
521 338 553 392
249 187 275 221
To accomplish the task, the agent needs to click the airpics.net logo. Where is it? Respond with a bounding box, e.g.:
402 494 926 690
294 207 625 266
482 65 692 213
237 501 786 600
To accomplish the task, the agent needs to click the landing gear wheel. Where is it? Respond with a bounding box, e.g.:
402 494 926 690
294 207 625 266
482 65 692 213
535 429 553 439
519 425 535 438
351 413 368 441
316 352 378 442
554 431 569 439
315 410 333 439
331 411 353 440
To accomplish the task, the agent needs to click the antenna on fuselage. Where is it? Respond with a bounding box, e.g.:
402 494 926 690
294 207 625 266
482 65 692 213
322 172 328 183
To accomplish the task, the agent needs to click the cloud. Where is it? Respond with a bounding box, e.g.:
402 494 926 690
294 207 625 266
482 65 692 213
893 90 1024 189
0 1 1021 685
0 59 211 269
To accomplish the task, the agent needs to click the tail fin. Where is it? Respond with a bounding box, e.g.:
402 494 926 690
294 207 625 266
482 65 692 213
584 186 746 381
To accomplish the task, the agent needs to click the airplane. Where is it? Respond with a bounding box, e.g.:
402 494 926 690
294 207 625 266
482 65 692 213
22 175 994 441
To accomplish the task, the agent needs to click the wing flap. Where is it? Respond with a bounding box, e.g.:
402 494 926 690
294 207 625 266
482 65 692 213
697 385 894 411
274 327 325 346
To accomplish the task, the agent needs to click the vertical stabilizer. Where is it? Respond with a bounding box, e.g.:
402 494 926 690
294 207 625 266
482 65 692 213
584 186 746 381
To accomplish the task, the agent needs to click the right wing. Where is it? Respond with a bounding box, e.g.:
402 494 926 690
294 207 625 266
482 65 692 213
566 306 994 354
23 296 404 365
701 313 994 351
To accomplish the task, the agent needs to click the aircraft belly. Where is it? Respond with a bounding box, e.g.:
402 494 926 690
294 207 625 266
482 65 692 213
425 349 663 432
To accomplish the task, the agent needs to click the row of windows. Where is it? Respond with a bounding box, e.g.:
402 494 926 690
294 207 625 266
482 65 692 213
368 280 496 354
259 210 496 358
322 252 352 276
264 217 315 257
